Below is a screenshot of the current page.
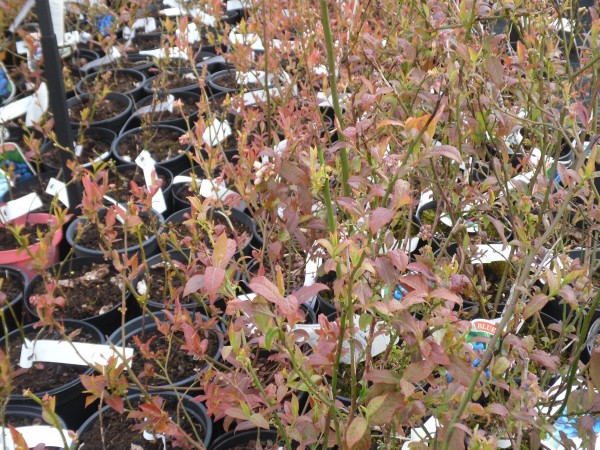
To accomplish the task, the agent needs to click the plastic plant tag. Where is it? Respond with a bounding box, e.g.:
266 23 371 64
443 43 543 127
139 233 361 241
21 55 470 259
202 119 232 147
25 82 49 127
176 23 201 44
187 9 216 27
45 177 70 207
19 338 134 369
0 63 16 106
102 196 126 224
130 17 157 33
198 179 246 210
0 425 74 450
80 47 121 72
227 0 252 10
134 150 167 214
0 141 36 179
48 0 65 46
471 244 512 264
143 429 167 450
139 47 189 60
135 95 175 117
196 55 226 69
0 192 43 223
0 95 32 123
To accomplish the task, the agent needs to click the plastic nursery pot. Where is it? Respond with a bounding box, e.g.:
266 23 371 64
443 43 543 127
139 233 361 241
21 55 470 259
108 310 223 392
133 249 221 312
0 266 27 336
111 125 192 176
24 256 141 336
66 92 133 133
3 404 69 449
76 391 212 449
65 207 163 260
39 127 115 172
76 68 147 101
123 91 201 133
64 48 100 79
0 213 63 279
315 269 338 317
1 319 105 429
206 69 275 95
1 171 59 213
584 318 600 364
164 207 255 257
143 69 202 96
209 429 286 450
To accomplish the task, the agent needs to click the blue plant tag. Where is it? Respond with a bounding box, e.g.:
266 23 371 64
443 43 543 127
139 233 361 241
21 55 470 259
97 14 114 37
0 63 16 106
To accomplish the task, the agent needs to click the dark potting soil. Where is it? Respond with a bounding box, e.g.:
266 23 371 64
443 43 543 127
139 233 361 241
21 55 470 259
128 326 219 387
207 95 227 117
68 97 127 123
7 325 97 393
148 72 198 91
2 180 53 211
31 263 123 319
142 262 194 308
254 253 306 294
138 95 198 122
213 73 263 92
212 214 251 249
76 397 205 450
65 54 95 74
0 272 23 302
0 223 47 251
41 137 111 168
128 34 163 52
117 128 187 162
106 166 170 204
82 71 143 94
76 217 152 251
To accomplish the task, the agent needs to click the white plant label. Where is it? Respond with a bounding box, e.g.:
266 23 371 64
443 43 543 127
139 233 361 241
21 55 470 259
226 0 252 10
45 177 70 208
198 178 246 209
136 95 175 117
19 339 134 369
202 119 232 147
0 192 43 222
102 196 126 224
177 23 201 44
25 82 48 127
304 255 320 309
80 47 121 72
130 17 157 33
471 244 512 265
135 150 167 214
0 96 32 123
139 47 189 60
0 425 73 450
188 9 216 27
294 315 395 364
48 0 65 47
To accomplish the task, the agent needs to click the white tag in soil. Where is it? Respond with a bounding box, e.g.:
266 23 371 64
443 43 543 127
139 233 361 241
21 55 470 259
202 119 232 147
19 338 134 369
293 315 394 364
45 177 70 208
25 82 49 127
198 178 245 209
0 192 43 222
134 150 167 214
135 94 175 116
80 47 121 72
48 0 65 47
0 425 73 450
102 196 127 224
226 0 252 10
471 244 512 264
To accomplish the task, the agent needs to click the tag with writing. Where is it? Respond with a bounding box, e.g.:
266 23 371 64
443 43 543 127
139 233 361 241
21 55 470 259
134 150 167 214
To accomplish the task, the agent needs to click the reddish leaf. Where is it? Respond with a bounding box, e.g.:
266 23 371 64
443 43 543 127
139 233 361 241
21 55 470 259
105 394 125 414
530 350 559 371
366 393 404 426
428 145 463 164
430 288 462 305
249 413 270 429
9 426 28 449
485 55 504 85
204 266 225 301
212 233 237 269
249 276 284 304
345 416 370 450
486 402 509 417
363 369 400 384
388 250 409 272
370 207 396 234
292 283 328 304
183 274 204 297
402 360 434 383
374 256 396 285
280 160 308 185
523 294 548 320
590 347 600 391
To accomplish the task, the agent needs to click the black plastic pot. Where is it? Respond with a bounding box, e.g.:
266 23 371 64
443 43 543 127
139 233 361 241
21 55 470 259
2 320 105 429
108 311 223 392
104 163 174 215
65 207 163 259
67 92 133 133
210 429 285 450
206 69 273 95
24 256 140 335
76 391 212 449
134 250 218 312
65 48 100 79
585 318 600 364
164 207 255 257
76 68 147 101
39 127 115 172
111 125 192 176
123 91 201 133
0 266 27 336
3 404 69 448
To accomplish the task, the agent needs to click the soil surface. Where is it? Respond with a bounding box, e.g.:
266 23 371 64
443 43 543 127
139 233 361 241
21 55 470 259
76 212 153 251
141 261 198 308
106 166 170 204
128 326 219 387
212 72 264 92
81 71 143 94
212 213 251 249
0 223 47 251
127 34 163 52
41 134 111 169
116 128 187 162
252 253 306 293
76 397 205 450
69 96 127 123
227 439 280 450
7 325 98 394
0 271 23 302
137 95 198 122
31 263 123 319
147 72 198 91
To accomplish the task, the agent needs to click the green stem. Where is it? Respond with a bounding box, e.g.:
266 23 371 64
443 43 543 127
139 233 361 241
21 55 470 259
318 0 351 197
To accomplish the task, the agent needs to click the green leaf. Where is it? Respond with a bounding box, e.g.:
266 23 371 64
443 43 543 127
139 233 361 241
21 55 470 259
345 416 370 450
